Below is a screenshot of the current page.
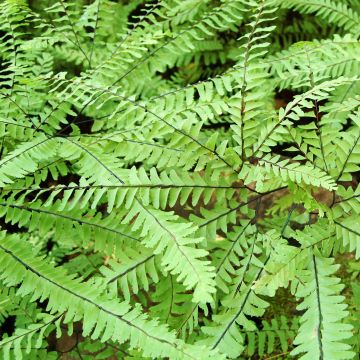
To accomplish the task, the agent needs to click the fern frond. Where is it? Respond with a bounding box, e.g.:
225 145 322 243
0 313 62 360
151 275 207 338
201 232 270 358
100 246 158 300
253 77 354 157
0 135 57 186
335 218 360 259
280 0 360 37
258 154 337 190
267 35 360 89
17 167 240 212
291 254 354 359
0 201 140 252
244 316 299 358
0 231 222 360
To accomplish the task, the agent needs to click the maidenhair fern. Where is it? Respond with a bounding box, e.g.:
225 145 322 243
0 0 359 359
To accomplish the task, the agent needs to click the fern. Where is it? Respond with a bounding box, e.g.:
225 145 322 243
0 231 221 360
0 0 359 358
291 254 354 359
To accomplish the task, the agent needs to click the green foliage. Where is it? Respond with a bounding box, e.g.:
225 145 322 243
291 255 353 359
0 0 359 358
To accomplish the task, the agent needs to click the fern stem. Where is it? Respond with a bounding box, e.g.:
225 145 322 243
306 51 329 173
312 254 324 360
3 183 247 193
88 0 101 68
333 193 360 204
0 120 33 129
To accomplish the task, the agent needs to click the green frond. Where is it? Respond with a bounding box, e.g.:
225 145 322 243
244 316 299 358
280 0 360 37
335 183 360 215
335 218 360 259
200 231 270 358
254 232 311 296
0 313 62 360
267 35 360 89
0 231 222 360
202 286 269 358
122 203 217 304
291 254 354 359
213 221 258 293
150 275 206 337
258 154 337 190
253 77 357 156
21 167 239 212
0 135 57 186
100 246 158 300
0 200 139 253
